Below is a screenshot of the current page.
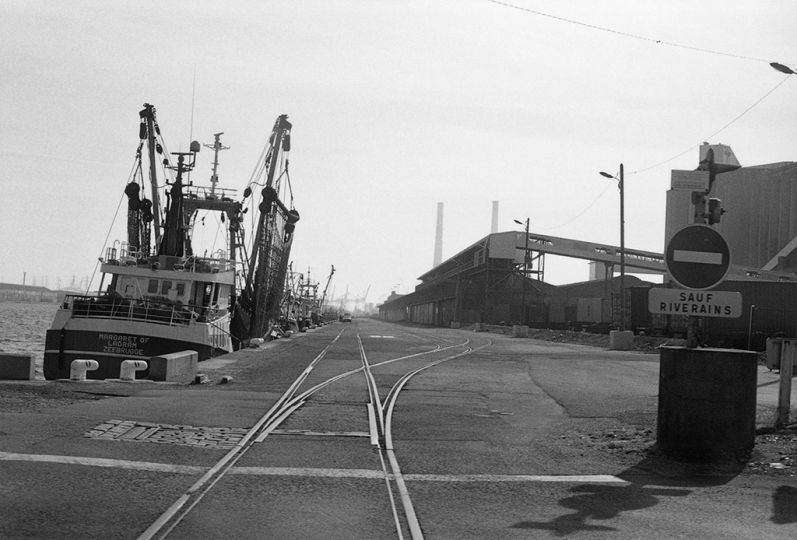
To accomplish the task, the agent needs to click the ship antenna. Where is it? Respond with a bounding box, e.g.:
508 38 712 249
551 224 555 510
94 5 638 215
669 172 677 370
204 132 229 198
188 65 197 183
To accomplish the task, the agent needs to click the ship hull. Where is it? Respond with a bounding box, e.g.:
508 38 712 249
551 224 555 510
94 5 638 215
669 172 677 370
43 313 232 380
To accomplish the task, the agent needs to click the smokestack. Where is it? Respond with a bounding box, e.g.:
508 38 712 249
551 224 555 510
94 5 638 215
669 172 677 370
491 201 499 234
433 202 443 267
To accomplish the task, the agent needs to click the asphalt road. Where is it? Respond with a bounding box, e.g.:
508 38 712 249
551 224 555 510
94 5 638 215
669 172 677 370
1 318 795 539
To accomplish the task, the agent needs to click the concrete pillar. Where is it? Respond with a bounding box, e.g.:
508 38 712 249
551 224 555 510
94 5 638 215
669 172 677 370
609 330 634 350
657 346 757 461
0 353 35 380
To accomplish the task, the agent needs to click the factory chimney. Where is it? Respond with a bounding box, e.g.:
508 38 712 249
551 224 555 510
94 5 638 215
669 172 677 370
491 201 499 234
433 202 443 267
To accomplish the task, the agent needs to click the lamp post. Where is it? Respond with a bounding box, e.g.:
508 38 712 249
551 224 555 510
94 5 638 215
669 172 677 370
600 164 625 331
770 62 795 75
513 217 530 325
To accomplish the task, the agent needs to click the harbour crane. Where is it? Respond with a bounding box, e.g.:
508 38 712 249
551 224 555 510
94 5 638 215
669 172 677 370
319 265 335 314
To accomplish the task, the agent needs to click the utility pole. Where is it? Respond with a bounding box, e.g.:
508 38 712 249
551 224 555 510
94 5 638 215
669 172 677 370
619 164 625 331
600 165 625 331
514 218 530 325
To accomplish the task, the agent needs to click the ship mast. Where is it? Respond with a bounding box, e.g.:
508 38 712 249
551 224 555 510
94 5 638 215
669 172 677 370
140 104 162 248
246 115 292 287
204 132 229 199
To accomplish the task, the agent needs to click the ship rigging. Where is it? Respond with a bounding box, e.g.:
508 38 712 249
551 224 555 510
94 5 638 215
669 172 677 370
43 104 299 379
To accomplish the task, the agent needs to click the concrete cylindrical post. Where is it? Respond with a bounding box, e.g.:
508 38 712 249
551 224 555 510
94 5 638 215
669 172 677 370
657 346 757 461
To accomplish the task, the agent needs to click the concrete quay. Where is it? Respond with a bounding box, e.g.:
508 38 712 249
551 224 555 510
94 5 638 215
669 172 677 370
1 321 795 539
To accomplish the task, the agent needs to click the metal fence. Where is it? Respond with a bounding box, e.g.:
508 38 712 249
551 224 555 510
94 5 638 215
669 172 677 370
66 295 193 326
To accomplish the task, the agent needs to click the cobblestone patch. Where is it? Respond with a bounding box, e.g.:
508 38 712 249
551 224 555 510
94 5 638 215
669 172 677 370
85 419 249 449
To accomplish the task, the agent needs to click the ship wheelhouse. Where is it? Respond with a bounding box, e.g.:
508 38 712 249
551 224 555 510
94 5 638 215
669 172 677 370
66 251 237 327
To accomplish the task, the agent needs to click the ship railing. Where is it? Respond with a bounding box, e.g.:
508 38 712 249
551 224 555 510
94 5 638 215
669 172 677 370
63 294 203 326
185 185 238 200
172 254 235 273
103 246 148 266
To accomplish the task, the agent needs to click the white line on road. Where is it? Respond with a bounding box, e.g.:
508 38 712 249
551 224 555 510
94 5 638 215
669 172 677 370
0 451 628 484
230 466 385 478
402 473 628 483
0 451 205 474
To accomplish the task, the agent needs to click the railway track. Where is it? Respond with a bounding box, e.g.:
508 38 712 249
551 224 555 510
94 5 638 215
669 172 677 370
139 325 491 539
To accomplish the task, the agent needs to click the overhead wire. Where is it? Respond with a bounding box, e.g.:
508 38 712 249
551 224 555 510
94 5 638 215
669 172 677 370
484 0 776 65
542 180 614 231
485 0 796 185
629 74 793 175
546 73 790 229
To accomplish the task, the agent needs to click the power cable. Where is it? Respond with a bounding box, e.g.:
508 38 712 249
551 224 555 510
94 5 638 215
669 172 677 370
542 180 613 230
629 74 792 175
542 75 792 228
485 0 775 64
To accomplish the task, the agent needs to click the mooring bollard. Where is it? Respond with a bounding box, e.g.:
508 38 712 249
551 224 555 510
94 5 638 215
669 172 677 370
119 360 148 381
70 359 99 381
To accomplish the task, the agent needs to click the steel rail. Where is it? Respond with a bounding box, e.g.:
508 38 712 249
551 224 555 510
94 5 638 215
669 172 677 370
379 339 494 540
139 328 477 539
358 335 406 539
137 328 345 540
255 339 472 438
358 334 385 437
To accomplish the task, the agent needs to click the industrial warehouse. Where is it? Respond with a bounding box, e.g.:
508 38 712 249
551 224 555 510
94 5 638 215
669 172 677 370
379 144 797 349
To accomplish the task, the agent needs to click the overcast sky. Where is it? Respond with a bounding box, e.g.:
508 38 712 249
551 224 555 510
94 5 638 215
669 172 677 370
2 1 796 305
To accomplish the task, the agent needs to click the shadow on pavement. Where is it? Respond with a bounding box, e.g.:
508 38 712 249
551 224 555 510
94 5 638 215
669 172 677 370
510 448 744 536
772 485 797 524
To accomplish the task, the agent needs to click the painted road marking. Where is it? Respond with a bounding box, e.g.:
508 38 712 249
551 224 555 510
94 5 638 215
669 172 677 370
402 473 627 483
271 429 370 437
672 249 723 265
0 452 627 483
0 451 205 474
230 467 385 479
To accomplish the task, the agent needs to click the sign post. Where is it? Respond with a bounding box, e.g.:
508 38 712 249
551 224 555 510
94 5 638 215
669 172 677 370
654 224 757 462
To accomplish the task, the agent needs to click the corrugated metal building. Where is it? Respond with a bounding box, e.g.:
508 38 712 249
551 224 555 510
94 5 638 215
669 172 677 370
379 232 562 326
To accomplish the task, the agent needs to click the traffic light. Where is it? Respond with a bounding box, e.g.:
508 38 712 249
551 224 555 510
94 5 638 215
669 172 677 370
707 198 724 224
691 192 707 223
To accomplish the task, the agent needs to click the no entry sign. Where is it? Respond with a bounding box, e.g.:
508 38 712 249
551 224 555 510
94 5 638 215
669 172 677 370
665 225 731 290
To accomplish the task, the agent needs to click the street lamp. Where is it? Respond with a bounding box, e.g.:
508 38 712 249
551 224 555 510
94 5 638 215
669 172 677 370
770 62 795 75
599 164 625 331
513 217 530 325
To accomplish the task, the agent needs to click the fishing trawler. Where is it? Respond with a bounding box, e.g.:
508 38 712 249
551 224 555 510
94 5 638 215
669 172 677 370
43 104 298 380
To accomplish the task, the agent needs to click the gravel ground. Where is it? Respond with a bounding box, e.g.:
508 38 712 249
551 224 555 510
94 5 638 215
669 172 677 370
0 382 104 413
517 328 797 478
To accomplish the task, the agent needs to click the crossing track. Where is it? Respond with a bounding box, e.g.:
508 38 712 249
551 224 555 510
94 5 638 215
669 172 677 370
138 325 492 540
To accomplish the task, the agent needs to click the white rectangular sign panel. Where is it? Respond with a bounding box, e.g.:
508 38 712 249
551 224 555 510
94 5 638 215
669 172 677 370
648 288 742 318
670 170 709 191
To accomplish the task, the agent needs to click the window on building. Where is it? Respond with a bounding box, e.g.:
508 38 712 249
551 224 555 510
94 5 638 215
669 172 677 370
148 280 159 294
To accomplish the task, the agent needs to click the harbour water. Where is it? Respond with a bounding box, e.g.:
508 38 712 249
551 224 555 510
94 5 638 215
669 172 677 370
0 301 59 378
